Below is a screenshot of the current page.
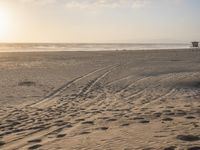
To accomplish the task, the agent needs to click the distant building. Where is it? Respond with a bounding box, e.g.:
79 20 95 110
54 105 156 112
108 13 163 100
192 41 199 48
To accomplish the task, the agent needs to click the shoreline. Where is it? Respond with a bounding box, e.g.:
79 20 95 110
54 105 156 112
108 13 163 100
0 47 198 53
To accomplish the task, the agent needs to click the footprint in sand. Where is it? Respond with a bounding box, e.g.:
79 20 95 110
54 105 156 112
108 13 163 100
132 117 145 120
121 123 130 126
28 139 42 143
0 141 5 147
162 118 173 121
28 144 42 150
142 147 154 150
153 112 162 118
96 127 109 130
75 118 85 122
123 148 133 150
56 134 66 138
163 111 175 116
163 146 176 150
81 121 94 125
54 120 67 126
166 106 174 109
79 131 91 135
187 146 200 150
162 110 172 113
185 116 196 119
18 81 36 87
138 120 150 123
176 134 200 141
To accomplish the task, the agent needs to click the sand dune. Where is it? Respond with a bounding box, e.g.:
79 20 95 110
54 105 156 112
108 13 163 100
0 49 200 150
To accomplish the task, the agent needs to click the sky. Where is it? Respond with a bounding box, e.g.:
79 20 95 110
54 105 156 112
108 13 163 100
0 0 199 43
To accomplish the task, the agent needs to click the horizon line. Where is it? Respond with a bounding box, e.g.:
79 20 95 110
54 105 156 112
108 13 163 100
0 42 192 44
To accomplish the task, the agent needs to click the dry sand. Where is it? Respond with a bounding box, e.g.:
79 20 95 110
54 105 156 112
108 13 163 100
0 49 200 150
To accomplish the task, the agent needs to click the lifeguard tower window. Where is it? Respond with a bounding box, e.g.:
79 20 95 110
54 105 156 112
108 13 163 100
192 42 199 48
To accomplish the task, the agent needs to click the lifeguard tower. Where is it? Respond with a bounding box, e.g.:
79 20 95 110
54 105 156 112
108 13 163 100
192 41 199 48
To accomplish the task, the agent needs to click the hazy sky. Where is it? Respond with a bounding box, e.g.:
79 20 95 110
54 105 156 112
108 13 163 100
0 0 199 43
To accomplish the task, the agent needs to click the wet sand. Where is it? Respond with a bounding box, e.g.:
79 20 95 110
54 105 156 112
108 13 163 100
0 49 200 150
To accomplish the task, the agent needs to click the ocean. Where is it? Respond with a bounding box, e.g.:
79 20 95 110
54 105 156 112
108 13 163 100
0 43 191 52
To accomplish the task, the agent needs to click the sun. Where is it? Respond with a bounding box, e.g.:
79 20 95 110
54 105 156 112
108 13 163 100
0 6 11 38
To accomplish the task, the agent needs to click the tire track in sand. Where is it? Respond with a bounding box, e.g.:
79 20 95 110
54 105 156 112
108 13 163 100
31 65 116 108
0 65 114 121
123 74 177 100
141 72 198 107
0 65 120 150
122 72 192 101
115 76 152 96
78 65 119 96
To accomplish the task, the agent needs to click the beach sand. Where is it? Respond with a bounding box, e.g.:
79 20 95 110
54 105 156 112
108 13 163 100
0 49 200 150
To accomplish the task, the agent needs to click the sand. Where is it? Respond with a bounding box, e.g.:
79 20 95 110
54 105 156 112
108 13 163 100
0 49 200 150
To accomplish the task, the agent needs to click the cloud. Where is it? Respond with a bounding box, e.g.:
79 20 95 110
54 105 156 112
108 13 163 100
132 0 150 8
64 0 150 10
17 0 57 5
12 0 184 9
